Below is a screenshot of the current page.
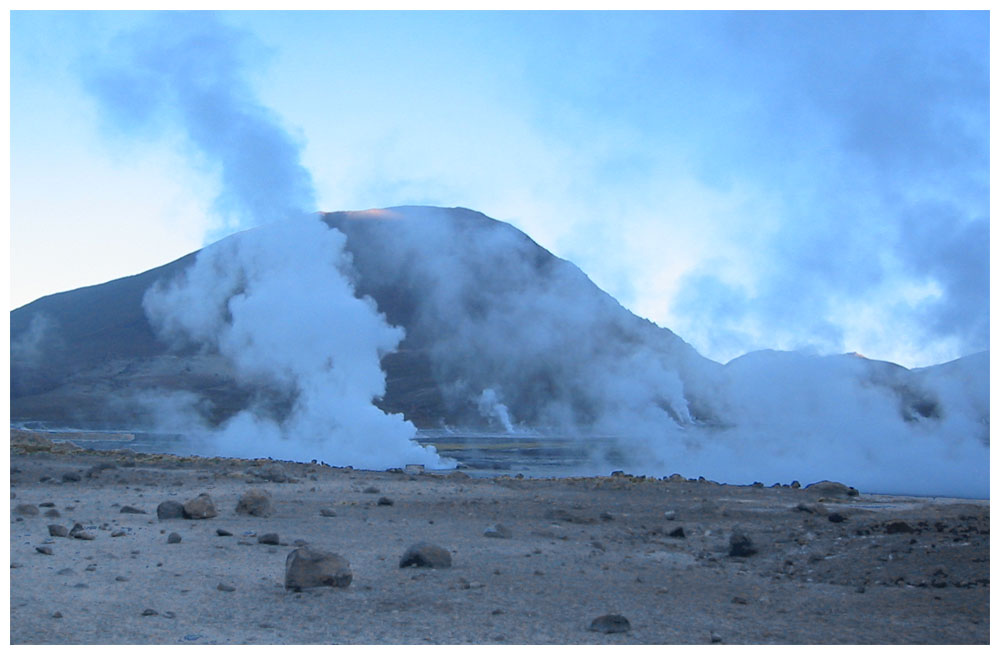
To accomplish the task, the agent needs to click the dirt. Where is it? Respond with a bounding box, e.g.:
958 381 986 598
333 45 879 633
8 432 989 645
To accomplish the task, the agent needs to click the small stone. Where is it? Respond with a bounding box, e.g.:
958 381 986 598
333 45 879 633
216 529 233 537
111 530 126 537
44 509 61 518
48 524 69 538
156 500 185 520
217 583 235 592
62 472 81 483
710 631 723 643
483 523 512 539
885 520 914 534
588 614 630 634
14 504 39 517
52 611 63 619
285 547 353 591
235 489 272 517
363 486 380 494
399 542 452 569
182 493 217 519
39 502 55 507
320 509 337 517
167 532 182 544
668 527 686 539
141 609 158 617
115 576 129 582
663 510 677 521
729 531 757 557
258 533 280 545
120 506 146 514
377 497 394 506
731 596 748 605
35 546 53 555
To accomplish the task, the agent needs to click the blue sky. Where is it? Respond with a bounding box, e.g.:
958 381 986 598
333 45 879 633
9 10 990 368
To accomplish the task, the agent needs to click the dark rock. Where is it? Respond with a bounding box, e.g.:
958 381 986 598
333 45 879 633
35 546 53 555
731 596 748 605
70 523 96 540
182 493 217 519
804 480 859 497
14 504 39 517
319 509 337 517
284 547 352 591
156 500 185 520
588 614 631 634
484 523 512 539
711 631 723 643
48 524 68 538
217 583 235 592
52 611 63 619
363 486 380 494
885 520 914 534
235 489 272 517
141 609 158 616
400 542 452 569
120 506 146 514
216 529 233 537
668 527 686 539
258 533 280 545
790 480 801 489
729 531 757 557
111 530 126 537
44 509 61 518
828 512 847 523
39 502 55 507
62 472 81 483
377 496 394 506
167 532 182 544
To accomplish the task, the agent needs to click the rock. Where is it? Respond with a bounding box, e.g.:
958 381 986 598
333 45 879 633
828 512 847 523
790 480 801 489
86 462 118 478
167 532 182 544
588 614 631 634
363 486 380 494
729 531 757 557
258 533 280 545
48 524 68 538
14 504 39 517
284 547 353 591
256 463 291 483
795 502 828 516
319 509 337 517
885 520 914 534
399 542 452 569
710 631 723 643
182 493 217 519
111 530 126 537
484 523 512 539
141 609 158 617
663 510 677 521
70 524 96 540
217 583 235 592
120 506 146 514
377 496 394 506
668 527 686 539
157 500 185 520
216 529 233 537
235 489 272 517
35 546 53 555
731 596 748 605
44 509 61 518
804 480 859 497
61 472 81 483
39 502 55 507
52 611 63 619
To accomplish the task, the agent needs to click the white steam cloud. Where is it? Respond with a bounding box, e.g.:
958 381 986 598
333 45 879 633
83 12 445 469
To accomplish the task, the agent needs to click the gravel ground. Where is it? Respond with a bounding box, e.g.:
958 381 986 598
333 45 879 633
9 435 989 645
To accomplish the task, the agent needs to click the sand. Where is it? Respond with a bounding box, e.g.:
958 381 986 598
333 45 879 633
8 432 989 645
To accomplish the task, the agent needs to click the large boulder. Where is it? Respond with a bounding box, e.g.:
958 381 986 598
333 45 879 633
804 480 859 498
235 489 272 517
182 493 217 519
399 542 452 569
284 548 352 591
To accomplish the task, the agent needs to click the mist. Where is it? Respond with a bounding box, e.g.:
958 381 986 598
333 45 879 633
82 12 446 469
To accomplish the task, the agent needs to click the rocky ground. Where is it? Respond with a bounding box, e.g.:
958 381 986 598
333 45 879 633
8 431 990 645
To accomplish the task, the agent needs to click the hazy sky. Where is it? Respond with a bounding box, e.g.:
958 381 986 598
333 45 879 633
9 10 989 368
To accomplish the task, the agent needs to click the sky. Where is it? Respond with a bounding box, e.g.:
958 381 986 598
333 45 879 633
9 10 990 369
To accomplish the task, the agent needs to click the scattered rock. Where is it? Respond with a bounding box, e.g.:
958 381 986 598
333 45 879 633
258 533 280 545
217 583 235 592
48 524 68 538
285 547 353 591
828 512 847 523
111 530 126 537
14 504 39 517
44 509 61 518
663 510 677 521
182 493 217 520
668 527 686 539
120 506 146 514
141 609 158 617
710 631 723 643
319 509 337 518
35 546 53 555
216 529 233 537
236 489 272 517
363 486 380 494
167 532 182 544
70 524 95 540
484 523 512 539
729 531 757 557
52 611 63 619
588 614 631 634
156 501 185 520
731 596 748 605
399 542 452 569
255 463 291 483
61 472 81 483
39 502 55 507
377 497 394 506
795 502 828 516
